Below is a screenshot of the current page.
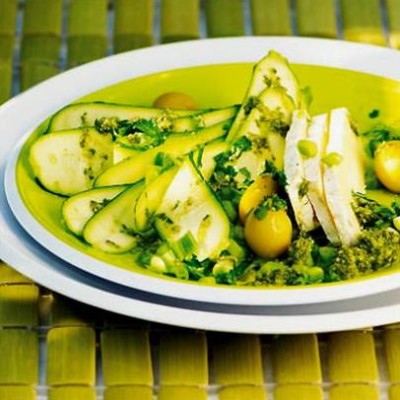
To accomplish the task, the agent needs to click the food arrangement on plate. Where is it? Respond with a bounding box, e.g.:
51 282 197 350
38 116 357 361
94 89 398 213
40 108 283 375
24 50 400 288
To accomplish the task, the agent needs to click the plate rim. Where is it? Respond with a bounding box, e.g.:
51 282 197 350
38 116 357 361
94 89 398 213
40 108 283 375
4 36 400 307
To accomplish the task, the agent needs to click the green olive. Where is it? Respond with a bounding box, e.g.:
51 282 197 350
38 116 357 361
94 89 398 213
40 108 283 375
238 175 278 224
244 209 293 259
153 91 198 110
374 141 400 193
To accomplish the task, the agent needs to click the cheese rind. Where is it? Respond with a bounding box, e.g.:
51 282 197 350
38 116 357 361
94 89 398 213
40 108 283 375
323 108 365 246
303 114 341 243
284 110 318 231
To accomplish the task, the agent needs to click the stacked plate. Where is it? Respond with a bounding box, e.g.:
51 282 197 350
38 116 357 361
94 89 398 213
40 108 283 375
2 37 400 334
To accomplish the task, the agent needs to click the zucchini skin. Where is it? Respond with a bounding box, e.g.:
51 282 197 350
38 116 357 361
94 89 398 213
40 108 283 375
82 182 144 254
227 50 302 143
62 185 127 236
29 128 113 196
95 119 233 187
48 102 196 132
155 157 230 261
171 105 239 133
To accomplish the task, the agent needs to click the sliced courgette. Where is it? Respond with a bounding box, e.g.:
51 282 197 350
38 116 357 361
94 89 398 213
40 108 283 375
190 139 230 180
134 166 179 232
221 87 294 187
227 50 302 142
234 86 294 171
48 102 197 132
29 128 113 196
171 105 239 132
62 185 127 236
82 182 144 253
154 158 230 261
95 119 232 187
111 107 237 164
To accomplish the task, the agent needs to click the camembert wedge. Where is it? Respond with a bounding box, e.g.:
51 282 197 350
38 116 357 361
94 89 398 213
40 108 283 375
322 107 365 246
303 114 341 243
284 109 317 231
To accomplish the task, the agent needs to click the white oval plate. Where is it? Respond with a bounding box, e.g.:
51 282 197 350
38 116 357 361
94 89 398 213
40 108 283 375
3 189 400 334
4 37 400 308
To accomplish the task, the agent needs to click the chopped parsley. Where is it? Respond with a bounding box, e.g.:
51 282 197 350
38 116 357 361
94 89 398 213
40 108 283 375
95 117 169 151
254 194 287 220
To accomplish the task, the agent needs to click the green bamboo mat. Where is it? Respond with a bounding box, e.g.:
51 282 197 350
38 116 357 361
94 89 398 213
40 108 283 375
0 1 399 399
0 268 399 400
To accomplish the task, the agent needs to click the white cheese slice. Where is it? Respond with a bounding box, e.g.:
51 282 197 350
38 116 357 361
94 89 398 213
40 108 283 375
303 114 341 243
323 107 365 246
284 109 318 231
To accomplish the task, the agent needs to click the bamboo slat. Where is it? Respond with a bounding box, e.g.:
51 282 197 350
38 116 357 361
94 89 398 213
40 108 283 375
159 330 208 385
0 261 33 284
46 326 96 386
204 0 245 37
113 0 154 52
218 386 267 400
212 334 264 386
329 384 380 400
0 61 12 103
0 284 39 327
101 328 153 386
383 328 400 382
157 386 208 400
103 386 153 400
20 59 60 90
0 0 17 103
0 36 14 59
0 386 36 400
0 329 38 384
250 0 292 36
386 0 400 48
0 0 17 36
389 384 400 400
274 384 323 400
48 295 94 327
20 0 63 89
270 334 322 384
160 0 200 43
0 0 16 58
327 331 379 383
295 0 337 38
48 387 97 400
340 0 387 45
67 0 108 67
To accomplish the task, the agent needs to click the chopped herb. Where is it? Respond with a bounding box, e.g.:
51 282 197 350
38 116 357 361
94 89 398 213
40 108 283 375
105 239 120 248
264 160 287 187
89 198 110 213
254 194 287 220
263 67 280 88
238 167 251 185
369 109 380 119
83 166 95 180
352 192 399 229
232 136 252 154
156 213 174 225
298 179 309 198
195 146 204 169
154 152 175 171
80 112 89 127
95 116 119 134
95 117 169 151
175 231 197 259
244 96 259 115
